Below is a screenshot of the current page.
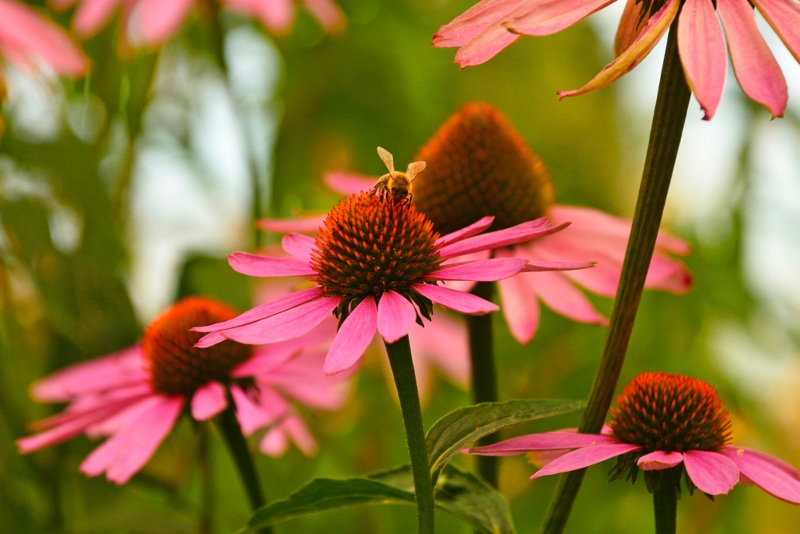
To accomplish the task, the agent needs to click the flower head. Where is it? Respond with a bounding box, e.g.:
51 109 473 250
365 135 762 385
324 104 690 343
195 189 588 374
17 296 350 483
51 0 345 48
465 371 800 502
434 0 800 119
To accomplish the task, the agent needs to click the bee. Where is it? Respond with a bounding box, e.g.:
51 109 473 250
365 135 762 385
371 146 426 204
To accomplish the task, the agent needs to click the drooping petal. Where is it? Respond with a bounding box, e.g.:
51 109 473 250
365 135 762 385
228 252 316 277
532 270 608 325
412 283 499 315
324 170 375 194
281 233 317 263
130 0 194 46
230 385 281 435
438 218 565 259
722 446 800 504
466 430 622 456
718 0 787 118
377 291 417 343
302 0 347 34
496 273 541 344
190 382 228 421
678 0 728 120
260 414 318 456
258 215 326 234
557 0 679 99
752 0 800 64
193 286 324 333
209 295 340 346
436 216 495 248
453 23 522 68
324 297 378 375
507 0 616 36
531 443 643 479
71 0 123 37
426 258 527 282
614 0 645 56
638 450 685 470
682 450 740 495
79 395 184 484
433 0 525 48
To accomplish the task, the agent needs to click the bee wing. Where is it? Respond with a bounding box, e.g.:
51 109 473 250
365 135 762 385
377 147 396 175
406 161 426 182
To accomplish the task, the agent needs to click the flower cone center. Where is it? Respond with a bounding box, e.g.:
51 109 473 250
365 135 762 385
310 192 442 312
610 372 732 453
143 297 252 397
411 102 554 235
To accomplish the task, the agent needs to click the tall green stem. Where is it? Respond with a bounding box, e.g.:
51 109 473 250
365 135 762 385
385 336 435 534
652 471 678 534
215 398 273 534
467 281 499 488
541 22 691 534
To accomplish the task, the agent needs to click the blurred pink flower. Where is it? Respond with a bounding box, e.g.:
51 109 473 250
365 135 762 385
195 191 591 374
466 372 800 502
433 0 800 119
0 0 87 76
17 296 350 483
51 0 345 47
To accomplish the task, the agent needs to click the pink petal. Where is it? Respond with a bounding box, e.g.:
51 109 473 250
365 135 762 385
31 346 146 402
438 218 565 259
228 0 294 34
496 274 541 343
324 297 377 374
718 0 787 118
281 233 317 263
260 414 318 456
412 283 499 315
643 256 692 293
433 0 525 48
532 270 608 325
508 0 616 36
722 446 800 504
258 215 325 234
637 450 685 470
427 258 527 282
131 0 194 46
79 396 183 484
614 0 645 56
678 0 728 120
752 0 800 64
377 291 417 343
408 311 470 391
531 443 643 479
190 382 228 421
302 0 346 34
193 286 324 333
466 430 622 456
558 0 679 99
210 295 340 346
436 216 495 248
0 0 88 76
71 0 121 37
324 170 375 195
682 450 740 495
228 252 316 277
453 23 522 68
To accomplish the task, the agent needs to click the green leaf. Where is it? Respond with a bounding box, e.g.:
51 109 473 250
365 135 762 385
246 465 514 533
426 399 585 483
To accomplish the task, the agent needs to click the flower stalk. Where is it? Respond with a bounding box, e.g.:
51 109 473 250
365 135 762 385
215 394 272 533
652 470 679 534
467 281 499 488
541 21 691 534
385 335 435 534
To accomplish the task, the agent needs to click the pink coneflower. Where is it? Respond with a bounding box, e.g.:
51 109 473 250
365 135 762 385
465 372 800 503
194 190 591 374
323 103 691 343
433 0 800 119
50 0 345 48
17 296 350 483
0 0 87 77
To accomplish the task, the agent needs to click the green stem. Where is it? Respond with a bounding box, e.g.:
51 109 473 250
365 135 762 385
215 397 273 533
652 471 678 534
385 336 435 534
541 22 691 534
467 281 499 488
197 425 213 534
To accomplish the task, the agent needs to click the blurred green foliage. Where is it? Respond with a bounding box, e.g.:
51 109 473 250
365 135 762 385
1 1 799 533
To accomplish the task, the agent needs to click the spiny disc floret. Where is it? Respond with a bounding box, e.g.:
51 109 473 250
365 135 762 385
610 372 732 453
311 192 442 309
143 297 252 397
